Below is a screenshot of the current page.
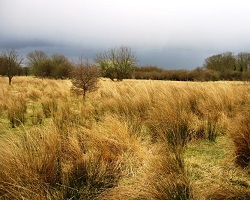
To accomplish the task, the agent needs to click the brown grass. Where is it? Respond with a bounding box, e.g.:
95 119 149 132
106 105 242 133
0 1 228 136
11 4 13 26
229 106 250 169
0 77 250 199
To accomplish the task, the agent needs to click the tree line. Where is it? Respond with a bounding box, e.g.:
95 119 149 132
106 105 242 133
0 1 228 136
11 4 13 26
0 46 137 84
1 48 250 86
204 52 250 72
135 52 250 81
0 46 136 100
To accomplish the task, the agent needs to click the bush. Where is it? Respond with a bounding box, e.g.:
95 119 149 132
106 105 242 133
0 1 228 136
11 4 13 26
71 58 100 101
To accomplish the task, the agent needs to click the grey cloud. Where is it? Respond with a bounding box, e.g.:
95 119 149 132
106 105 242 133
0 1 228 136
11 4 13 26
0 38 55 50
1 0 250 69
137 48 209 69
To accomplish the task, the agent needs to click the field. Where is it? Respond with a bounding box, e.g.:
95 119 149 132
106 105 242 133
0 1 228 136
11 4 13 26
0 76 250 200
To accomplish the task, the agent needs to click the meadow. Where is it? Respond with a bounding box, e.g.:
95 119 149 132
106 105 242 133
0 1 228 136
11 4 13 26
0 76 250 199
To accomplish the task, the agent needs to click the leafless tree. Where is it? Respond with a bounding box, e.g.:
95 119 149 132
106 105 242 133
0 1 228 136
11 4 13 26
71 58 100 101
0 49 23 85
26 50 48 67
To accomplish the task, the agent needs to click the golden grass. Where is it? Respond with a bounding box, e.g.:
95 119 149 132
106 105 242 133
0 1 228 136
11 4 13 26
0 76 250 199
229 106 250 169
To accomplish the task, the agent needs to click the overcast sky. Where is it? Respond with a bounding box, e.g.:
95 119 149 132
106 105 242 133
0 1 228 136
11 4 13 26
1 0 250 69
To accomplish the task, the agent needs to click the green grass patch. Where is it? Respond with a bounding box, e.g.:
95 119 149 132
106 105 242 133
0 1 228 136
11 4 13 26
186 135 250 199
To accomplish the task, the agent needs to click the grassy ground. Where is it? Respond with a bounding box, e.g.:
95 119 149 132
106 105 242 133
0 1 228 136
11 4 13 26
186 135 250 199
0 76 250 199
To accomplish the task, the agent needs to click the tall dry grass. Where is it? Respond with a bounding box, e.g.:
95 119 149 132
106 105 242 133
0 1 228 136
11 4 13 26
207 183 250 200
101 144 192 200
0 115 148 199
0 77 250 199
229 106 250 169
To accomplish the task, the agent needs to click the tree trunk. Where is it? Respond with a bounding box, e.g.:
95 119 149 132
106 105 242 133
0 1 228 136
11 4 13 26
83 90 86 101
8 76 12 85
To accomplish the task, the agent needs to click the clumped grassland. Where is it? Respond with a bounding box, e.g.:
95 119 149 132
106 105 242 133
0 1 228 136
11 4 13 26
0 76 250 199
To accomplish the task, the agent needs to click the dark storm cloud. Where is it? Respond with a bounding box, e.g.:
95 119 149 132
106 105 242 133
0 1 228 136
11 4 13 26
137 48 210 69
0 38 55 50
1 0 250 69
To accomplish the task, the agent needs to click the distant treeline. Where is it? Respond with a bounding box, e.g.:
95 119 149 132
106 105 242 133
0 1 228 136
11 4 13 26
134 52 250 81
134 66 250 81
1 49 250 83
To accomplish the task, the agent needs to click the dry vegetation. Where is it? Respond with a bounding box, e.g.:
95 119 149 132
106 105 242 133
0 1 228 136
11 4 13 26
0 76 250 199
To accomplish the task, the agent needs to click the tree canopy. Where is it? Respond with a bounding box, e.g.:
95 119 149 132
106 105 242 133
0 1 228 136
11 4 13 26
95 46 137 81
27 51 73 78
0 49 23 85
203 52 250 72
71 58 100 100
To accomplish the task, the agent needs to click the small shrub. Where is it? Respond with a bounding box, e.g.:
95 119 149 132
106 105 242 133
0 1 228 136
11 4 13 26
71 58 100 101
147 107 192 148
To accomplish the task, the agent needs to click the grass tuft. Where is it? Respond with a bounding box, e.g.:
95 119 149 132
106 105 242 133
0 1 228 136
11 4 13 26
7 95 27 128
229 107 250 168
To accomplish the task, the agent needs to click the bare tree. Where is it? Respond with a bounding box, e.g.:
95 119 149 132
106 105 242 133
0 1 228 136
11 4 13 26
26 50 48 76
95 45 137 81
0 49 23 85
26 50 47 67
71 58 100 101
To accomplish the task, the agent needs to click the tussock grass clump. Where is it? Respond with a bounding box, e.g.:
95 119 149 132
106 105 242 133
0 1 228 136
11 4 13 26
98 81 152 123
52 100 97 133
207 184 250 200
0 123 125 199
229 107 250 168
7 95 27 128
146 89 192 147
101 144 192 200
205 116 219 142
41 97 58 118
26 86 43 101
0 127 62 199
139 151 192 200
192 115 222 142
189 83 244 118
0 90 7 118
30 105 44 125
